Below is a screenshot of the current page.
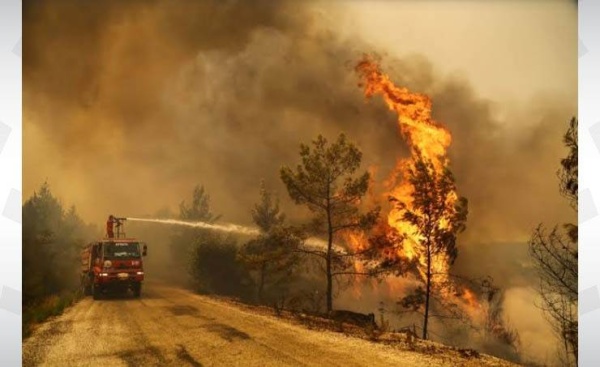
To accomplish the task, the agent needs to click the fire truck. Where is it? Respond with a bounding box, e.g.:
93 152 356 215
80 216 148 299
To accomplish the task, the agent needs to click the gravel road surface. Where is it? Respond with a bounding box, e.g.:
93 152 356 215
23 282 512 367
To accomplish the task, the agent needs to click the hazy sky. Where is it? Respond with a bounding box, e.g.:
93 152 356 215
327 0 576 104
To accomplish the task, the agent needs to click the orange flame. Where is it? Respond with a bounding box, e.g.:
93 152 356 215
344 55 481 317
355 56 456 279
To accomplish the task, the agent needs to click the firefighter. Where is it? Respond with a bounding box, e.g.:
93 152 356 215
106 215 116 238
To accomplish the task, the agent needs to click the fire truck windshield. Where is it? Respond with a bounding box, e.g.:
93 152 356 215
103 242 141 259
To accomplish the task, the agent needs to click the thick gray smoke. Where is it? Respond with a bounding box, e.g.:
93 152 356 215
24 1 575 364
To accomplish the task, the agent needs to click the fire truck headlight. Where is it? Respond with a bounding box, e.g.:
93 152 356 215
136 271 144 275
100 273 108 277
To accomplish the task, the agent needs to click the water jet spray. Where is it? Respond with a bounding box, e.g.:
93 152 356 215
124 217 339 252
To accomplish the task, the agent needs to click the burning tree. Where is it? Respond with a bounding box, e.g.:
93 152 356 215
238 181 302 304
393 150 468 340
528 117 578 366
353 56 474 341
280 133 380 312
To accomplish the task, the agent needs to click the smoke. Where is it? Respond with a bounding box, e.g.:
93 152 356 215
24 0 575 363
24 1 575 236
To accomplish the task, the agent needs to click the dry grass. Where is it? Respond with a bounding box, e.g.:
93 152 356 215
23 291 81 338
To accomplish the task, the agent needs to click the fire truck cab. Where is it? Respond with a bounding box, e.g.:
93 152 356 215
80 237 148 299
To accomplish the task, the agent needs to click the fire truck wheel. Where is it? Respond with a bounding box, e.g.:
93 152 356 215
92 284 102 300
132 284 141 298
82 275 92 296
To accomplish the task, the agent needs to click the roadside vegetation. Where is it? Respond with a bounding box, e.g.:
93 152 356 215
22 182 96 337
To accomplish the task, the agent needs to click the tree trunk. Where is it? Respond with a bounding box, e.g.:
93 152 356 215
562 330 570 366
258 263 266 303
326 184 333 313
326 214 333 313
326 257 332 313
423 242 432 340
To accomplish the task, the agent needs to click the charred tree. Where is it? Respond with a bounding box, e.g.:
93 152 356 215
280 133 379 312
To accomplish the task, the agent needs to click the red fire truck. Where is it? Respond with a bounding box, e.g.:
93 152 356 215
80 217 148 299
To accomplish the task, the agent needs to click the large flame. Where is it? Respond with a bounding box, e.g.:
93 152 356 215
347 55 479 316
355 56 455 278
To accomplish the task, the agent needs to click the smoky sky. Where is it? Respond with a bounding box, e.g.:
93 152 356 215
24 0 575 246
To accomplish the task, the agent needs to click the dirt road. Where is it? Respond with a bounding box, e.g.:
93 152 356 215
23 282 512 367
